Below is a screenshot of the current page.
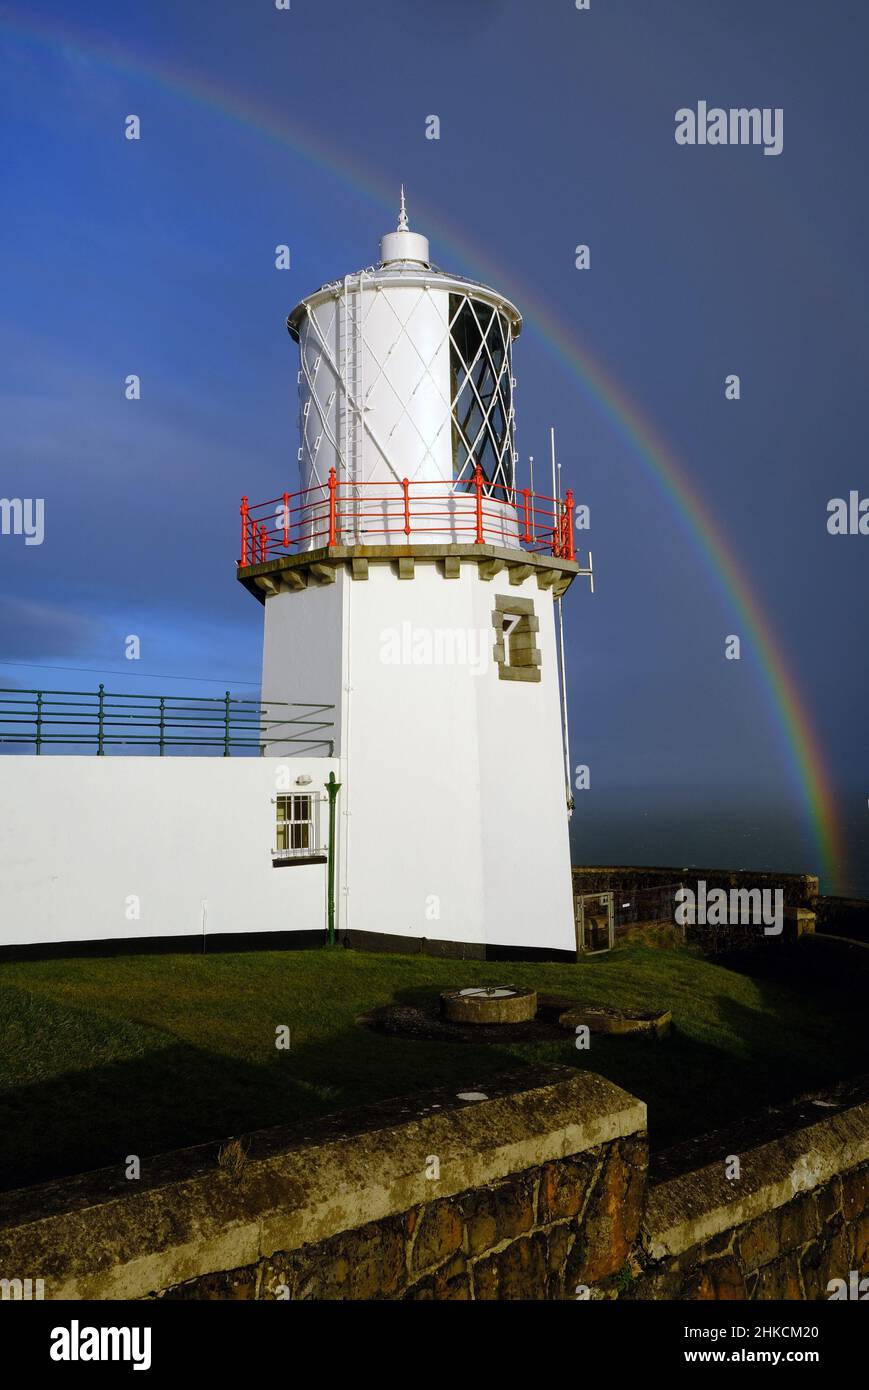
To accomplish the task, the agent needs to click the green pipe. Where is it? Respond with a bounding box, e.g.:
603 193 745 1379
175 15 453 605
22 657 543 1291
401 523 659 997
326 771 341 947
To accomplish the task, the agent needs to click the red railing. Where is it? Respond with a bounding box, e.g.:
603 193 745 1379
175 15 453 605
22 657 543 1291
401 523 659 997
238 468 575 567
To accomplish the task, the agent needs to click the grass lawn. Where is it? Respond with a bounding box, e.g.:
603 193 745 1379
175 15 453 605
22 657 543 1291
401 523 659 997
0 943 864 1193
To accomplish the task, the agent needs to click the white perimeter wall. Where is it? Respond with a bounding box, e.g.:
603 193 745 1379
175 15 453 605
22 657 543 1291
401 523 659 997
0 757 336 949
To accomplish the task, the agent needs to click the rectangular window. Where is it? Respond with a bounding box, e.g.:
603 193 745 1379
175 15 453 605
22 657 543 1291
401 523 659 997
275 793 317 858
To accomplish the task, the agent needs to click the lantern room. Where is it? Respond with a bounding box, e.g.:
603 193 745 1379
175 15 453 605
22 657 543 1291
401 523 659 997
284 190 525 550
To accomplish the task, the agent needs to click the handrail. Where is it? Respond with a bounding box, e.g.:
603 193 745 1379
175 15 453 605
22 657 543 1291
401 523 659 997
0 687 335 756
238 469 576 566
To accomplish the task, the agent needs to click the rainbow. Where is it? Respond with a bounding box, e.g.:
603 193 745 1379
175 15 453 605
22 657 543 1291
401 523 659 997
0 10 847 891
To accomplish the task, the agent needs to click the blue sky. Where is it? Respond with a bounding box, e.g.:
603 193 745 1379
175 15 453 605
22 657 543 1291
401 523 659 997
1 0 867 892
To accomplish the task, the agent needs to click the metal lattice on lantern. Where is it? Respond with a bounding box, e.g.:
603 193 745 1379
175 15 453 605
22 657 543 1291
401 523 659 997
285 188 524 549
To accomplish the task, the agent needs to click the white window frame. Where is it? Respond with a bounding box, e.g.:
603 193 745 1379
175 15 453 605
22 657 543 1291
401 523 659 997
273 792 322 860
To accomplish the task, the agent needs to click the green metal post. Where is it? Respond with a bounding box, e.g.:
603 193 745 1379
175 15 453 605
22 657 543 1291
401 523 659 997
35 691 42 755
97 683 105 756
223 690 231 757
326 771 341 947
159 697 165 756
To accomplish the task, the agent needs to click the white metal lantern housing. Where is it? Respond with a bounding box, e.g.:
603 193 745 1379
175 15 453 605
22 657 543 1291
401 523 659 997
286 201 523 548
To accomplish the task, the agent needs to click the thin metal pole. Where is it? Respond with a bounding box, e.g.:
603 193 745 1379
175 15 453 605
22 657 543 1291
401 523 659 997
550 428 559 554
97 683 105 756
550 427 557 504
159 697 165 756
35 690 42 755
326 772 342 947
557 592 572 812
223 691 231 757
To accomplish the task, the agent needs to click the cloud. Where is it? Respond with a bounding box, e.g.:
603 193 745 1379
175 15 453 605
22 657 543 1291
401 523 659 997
0 597 98 660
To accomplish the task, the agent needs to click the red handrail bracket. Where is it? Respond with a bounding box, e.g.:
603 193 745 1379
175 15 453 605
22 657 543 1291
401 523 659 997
327 468 338 547
239 496 249 567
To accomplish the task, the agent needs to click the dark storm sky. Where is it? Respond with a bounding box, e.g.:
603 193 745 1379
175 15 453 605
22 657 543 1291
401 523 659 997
1 0 867 893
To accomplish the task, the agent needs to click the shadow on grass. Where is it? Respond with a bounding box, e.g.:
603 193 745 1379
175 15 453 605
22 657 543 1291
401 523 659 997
1 944 865 1193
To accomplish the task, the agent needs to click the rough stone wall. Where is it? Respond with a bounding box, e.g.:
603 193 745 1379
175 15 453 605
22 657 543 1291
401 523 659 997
573 865 819 955
2 1066 866 1302
629 1162 869 1301
157 1137 869 1302
572 865 818 909
0 1068 647 1302
158 1135 647 1301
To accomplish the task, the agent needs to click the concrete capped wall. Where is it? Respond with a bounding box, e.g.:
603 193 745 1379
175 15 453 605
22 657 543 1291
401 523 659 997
2 1065 864 1300
0 1067 647 1300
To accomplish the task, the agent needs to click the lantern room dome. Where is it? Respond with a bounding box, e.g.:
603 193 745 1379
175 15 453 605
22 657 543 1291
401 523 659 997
286 190 522 341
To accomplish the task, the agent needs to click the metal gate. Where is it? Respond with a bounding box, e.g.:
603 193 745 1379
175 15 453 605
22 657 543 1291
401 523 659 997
574 892 614 954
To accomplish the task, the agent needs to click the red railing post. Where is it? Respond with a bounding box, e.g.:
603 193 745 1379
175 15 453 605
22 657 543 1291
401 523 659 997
239 496 249 566
522 487 531 543
282 491 289 548
402 477 411 538
474 465 484 544
564 489 575 560
327 467 338 547
258 522 268 563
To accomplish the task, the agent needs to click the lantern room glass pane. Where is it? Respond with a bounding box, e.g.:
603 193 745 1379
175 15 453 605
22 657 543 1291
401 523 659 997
449 295 515 497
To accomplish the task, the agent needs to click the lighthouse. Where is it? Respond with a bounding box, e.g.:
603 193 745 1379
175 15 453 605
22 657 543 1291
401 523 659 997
238 196 590 958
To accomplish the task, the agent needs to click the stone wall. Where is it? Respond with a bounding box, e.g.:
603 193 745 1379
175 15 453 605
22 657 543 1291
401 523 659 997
1 1065 866 1301
573 864 819 909
0 1067 647 1302
632 1164 869 1300
629 1091 869 1301
163 1133 646 1301
573 864 819 954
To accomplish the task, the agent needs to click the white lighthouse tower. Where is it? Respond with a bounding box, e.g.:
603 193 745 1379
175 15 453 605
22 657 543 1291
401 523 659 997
238 196 590 958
